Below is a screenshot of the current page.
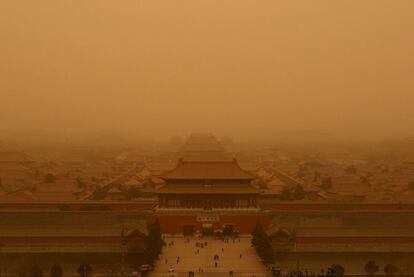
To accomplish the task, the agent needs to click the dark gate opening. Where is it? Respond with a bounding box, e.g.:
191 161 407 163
223 224 234 236
202 223 214 236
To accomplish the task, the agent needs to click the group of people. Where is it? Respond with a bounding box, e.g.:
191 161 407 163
193 241 208 255
222 237 241 243
162 237 247 276
167 240 175 247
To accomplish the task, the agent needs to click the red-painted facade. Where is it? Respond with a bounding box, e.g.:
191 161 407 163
148 212 269 234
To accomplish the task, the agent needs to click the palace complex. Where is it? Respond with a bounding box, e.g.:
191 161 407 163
153 133 268 236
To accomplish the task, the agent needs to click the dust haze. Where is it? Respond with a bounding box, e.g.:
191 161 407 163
1 1 414 141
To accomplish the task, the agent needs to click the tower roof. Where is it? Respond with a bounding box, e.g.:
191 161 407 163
156 183 260 194
161 160 254 180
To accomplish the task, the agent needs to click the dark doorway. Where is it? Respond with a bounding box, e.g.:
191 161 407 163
183 225 194 236
223 224 234 236
202 223 214 236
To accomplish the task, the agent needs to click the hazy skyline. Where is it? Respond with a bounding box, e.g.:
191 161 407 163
1 1 413 140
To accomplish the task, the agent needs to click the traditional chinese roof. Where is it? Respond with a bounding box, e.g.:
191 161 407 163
181 133 227 161
156 184 260 194
268 228 293 238
181 152 233 162
184 133 220 145
161 160 255 180
123 228 148 239
182 143 224 153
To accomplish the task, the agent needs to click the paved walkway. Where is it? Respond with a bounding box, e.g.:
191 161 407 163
150 236 268 277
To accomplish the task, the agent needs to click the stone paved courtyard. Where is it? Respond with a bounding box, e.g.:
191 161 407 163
150 236 268 277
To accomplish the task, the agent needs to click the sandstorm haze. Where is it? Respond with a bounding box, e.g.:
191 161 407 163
1 1 414 141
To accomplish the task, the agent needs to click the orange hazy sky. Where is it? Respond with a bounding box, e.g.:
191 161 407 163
1 1 413 140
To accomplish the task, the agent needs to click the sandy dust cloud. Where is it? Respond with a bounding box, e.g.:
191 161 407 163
1 1 413 141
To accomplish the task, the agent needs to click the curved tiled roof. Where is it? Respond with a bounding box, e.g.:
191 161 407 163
156 184 260 194
161 160 255 180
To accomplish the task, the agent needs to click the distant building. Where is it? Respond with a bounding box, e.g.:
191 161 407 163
153 133 267 236
157 159 259 209
180 133 231 161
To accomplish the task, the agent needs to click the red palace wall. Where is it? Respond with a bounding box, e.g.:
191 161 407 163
148 212 269 234
0 201 154 211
